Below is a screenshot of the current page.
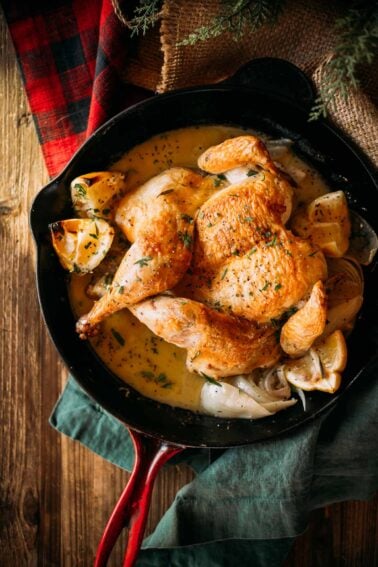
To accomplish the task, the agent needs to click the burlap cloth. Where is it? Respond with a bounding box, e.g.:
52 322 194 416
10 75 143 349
120 0 377 166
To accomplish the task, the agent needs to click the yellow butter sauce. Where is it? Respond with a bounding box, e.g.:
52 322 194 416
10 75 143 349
69 125 330 412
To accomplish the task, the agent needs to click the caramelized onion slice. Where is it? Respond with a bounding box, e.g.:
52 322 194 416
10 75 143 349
347 210 378 266
324 257 364 336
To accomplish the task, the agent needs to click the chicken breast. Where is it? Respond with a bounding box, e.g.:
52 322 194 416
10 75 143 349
77 168 214 338
176 137 327 323
130 295 280 378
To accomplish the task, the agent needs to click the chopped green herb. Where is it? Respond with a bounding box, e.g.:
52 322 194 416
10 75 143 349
217 173 226 180
201 373 222 386
247 169 258 177
231 249 240 256
285 249 293 257
244 216 254 223
158 189 174 197
94 222 99 236
72 263 81 273
181 213 194 224
178 231 193 248
141 370 154 379
199 211 205 219
73 183 87 197
89 233 99 239
221 268 228 280
84 242 92 249
274 283 282 291
156 373 168 382
207 222 214 228
308 250 318 257
213 177 222 187
260 281 270 292
266 235 277 247
134 256 152 267
118 286 125 294
111 328 125 346
247 247 257 257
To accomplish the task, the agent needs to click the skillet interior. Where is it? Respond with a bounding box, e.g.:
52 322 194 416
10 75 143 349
30 86 378 447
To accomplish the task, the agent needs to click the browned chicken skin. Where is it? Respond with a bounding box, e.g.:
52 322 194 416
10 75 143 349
77 135 329 379
176 136 327 324
76 168 215 338
130 296 280 378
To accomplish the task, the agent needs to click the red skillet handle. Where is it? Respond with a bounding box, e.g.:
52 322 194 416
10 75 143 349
94 428 183 567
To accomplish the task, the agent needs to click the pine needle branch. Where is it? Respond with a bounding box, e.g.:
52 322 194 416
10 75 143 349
309 3 378 121
179 0 285 46
128 0 163 37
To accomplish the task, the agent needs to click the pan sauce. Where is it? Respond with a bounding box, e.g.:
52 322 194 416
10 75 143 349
69 125 330 411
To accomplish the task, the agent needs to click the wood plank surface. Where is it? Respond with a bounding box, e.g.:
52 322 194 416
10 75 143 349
0 9 376 567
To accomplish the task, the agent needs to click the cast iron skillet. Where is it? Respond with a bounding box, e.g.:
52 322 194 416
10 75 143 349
30 59 378 566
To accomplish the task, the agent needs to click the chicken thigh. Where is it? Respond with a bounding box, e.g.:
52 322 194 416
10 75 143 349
130 295 280 378
77 168 214 338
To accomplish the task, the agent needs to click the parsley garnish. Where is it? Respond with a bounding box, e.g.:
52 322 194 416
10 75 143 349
244 216 254 223
221 268 228 280
247 247 257 257
181 214 194 224
111 328 125 346
201 373 222 386
178 231 193 248
118 286 125 294
231 249 240 256
158 189 174 197
266 235 277 247
134 256 152 267
260 281 270 292
247 169 258 177
74 183 87 197
274 283 282 291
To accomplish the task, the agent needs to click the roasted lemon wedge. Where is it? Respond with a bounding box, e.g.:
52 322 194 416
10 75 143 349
71 171 127 219
283 330 347 393
49 218 114 273
292 191 351 257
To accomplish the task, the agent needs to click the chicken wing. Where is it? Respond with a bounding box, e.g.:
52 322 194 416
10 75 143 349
76 168 214 338
130 295 280 378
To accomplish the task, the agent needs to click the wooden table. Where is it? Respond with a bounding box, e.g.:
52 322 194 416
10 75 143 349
1 10 376 566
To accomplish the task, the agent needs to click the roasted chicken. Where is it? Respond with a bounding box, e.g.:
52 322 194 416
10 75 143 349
130 295 280 378
76 168 215 337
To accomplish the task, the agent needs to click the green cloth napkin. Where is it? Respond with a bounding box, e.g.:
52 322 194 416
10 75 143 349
50 355 378 567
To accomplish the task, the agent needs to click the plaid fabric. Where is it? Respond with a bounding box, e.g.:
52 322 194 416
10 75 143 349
2 0 150 177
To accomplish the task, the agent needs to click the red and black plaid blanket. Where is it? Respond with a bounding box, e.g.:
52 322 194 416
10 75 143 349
3 0 150 177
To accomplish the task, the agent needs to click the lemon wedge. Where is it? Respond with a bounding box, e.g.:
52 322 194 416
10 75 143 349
283 330 347 393
71 171 127 219
50 218 114 273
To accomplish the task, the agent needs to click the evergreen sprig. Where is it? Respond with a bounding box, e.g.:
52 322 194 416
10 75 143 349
309 3 378 121
128 0 162 37
179 0 285 46
124 0 377 120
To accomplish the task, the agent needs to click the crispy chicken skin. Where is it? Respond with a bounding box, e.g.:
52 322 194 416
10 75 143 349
130 296 280 378
176 136 327 323
76 168 215 338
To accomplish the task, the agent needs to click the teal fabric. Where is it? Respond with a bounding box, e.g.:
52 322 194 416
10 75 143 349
50 360 378 566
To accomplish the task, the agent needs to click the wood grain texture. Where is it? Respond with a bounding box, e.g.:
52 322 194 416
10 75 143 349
0 9 376 567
